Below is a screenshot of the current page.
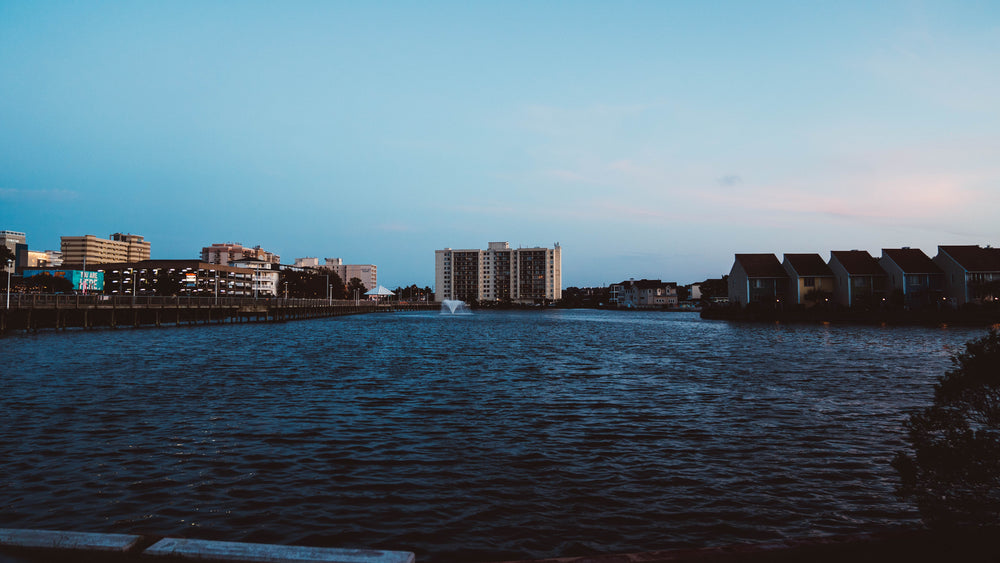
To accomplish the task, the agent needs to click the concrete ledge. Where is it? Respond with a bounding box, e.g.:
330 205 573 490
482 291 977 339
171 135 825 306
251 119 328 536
143 537 415 563
0 528 144 554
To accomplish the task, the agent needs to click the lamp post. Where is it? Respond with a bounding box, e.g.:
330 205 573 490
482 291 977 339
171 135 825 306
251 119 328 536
6 258 12 309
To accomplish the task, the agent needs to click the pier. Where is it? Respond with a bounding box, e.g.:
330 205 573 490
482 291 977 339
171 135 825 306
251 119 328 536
0 295 437 334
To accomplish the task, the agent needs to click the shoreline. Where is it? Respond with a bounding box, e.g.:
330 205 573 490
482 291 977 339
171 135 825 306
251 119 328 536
4 527 1000 563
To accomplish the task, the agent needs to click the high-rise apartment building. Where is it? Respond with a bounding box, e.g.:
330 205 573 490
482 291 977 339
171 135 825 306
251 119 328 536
61 233 151 266
435 241 562 304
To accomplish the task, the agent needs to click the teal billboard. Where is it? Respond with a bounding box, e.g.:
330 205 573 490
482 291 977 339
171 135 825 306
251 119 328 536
24 269 105 292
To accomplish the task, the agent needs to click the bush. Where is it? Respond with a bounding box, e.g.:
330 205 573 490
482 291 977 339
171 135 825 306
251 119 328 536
893 328 1000 528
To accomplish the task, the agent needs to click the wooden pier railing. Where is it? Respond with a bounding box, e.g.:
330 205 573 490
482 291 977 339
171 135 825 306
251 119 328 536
0 294 439 334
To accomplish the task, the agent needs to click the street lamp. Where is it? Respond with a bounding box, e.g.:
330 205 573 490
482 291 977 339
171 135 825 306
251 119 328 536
6 258 12 309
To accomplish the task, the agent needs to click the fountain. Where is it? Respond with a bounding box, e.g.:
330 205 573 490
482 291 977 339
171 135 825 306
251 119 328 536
440 299 471 315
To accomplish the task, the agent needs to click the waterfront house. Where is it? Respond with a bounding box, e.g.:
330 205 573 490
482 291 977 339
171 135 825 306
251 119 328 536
933 245 1000 306
828 250 888 308
782 253 834 307
611 279 678 308
879 248 945 308
728 254 789 307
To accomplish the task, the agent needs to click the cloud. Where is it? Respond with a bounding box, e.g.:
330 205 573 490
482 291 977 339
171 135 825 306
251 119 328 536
717 175 742 187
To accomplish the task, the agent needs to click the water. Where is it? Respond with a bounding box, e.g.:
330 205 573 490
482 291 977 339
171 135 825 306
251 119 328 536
0 310 985 561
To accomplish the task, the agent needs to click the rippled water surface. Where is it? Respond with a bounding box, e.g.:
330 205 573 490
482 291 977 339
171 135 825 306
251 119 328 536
0 311 986 561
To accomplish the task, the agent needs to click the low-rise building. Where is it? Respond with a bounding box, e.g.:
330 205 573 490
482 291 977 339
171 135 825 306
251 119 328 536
27 250 63 268
728 254 789 306
829 250 888 308
97 260 253 297
611 279 678 308
230 258 280 297
782 253 835 306
879 248 945 308
933 245 1000 306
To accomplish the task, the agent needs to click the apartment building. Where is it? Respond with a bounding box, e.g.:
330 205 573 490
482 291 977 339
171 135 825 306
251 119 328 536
61 233 151 266
435 241 562 304
319 258 377 292
202 243 280 265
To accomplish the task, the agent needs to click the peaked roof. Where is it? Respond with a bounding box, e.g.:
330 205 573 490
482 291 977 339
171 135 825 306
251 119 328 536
882 248 942 274
734 254 787 278
365 285 395 296
830 250 885 276
938 245 1000 272
783 253 833 277
614 279 671 289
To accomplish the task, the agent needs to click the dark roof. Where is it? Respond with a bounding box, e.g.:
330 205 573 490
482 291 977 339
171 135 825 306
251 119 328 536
938 245 1000 272
882 248 942 274
614 279 670 289
830 250 885 276
783 253 833 277
734 254 787 278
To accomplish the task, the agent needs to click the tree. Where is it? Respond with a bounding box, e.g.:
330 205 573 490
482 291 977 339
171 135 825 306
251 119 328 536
0 245 14 266
347 277 367 298
893 328 1000 528
280 270 346 299
698 276 728 303
20 272 74 294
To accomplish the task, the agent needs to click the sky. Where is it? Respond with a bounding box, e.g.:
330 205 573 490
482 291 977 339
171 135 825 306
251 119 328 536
2 2 999 288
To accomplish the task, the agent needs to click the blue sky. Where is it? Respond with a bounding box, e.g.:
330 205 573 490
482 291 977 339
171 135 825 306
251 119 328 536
2 2 998 288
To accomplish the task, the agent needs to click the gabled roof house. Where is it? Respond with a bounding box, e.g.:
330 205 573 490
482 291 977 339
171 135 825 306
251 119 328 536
879 248 944 308
933 245 1000 305
728 254 789 306
828 250 888 308
782 253 834 306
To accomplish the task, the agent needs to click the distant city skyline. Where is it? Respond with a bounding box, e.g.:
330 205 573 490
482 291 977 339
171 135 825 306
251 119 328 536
3 2 998 288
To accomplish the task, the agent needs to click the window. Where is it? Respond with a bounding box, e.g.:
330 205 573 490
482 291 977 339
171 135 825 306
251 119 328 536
803 277 815 287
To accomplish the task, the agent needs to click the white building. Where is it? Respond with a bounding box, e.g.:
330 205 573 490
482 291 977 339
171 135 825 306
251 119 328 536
230 258 280 297
435 241 562 304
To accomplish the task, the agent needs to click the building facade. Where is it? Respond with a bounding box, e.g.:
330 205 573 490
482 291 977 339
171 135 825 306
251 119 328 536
828 250 888 308
61 233 151 266
202 243 279 265
782 253 835 306
435 242 562 304
933 245 1000 306
728 253 789 306
97 260 253 297
1 230 27 273
230 258 280 297
320 258 377 293
610 279 678 308
27 250 63 268
879 248 945 308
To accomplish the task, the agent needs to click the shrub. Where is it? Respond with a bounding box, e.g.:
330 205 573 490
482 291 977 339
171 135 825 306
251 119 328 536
893 328 1000 528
